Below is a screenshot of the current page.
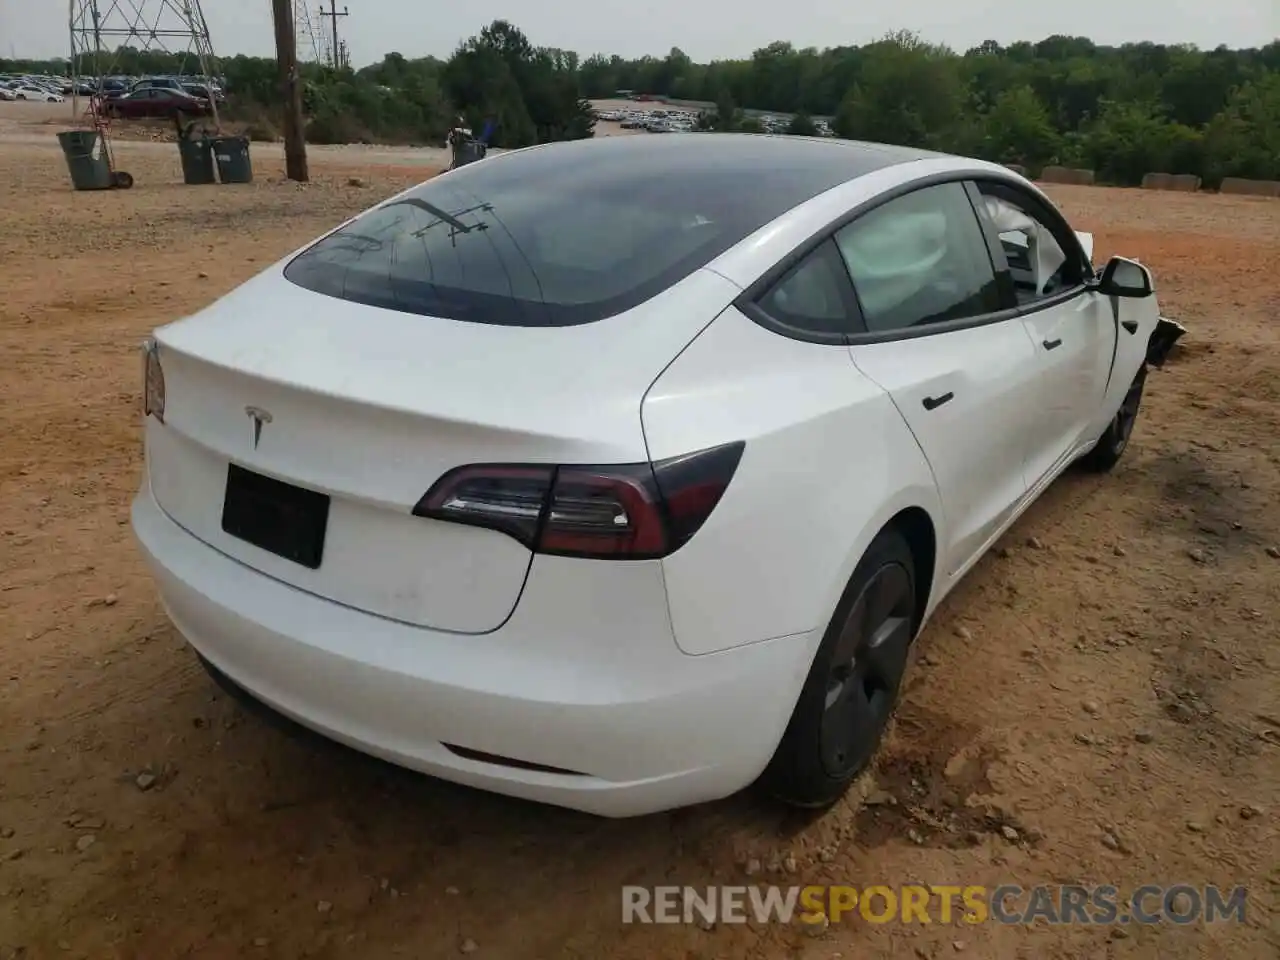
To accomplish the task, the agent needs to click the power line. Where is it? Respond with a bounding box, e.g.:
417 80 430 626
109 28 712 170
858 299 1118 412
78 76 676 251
318 0 348 70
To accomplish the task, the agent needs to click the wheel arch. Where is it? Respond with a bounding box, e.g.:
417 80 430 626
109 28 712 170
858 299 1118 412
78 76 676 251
885 505 937 633
812 488 944 649
825 504 939 640
758 501 941 807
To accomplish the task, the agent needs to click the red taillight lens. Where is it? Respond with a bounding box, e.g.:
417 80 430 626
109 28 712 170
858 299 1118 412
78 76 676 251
414 465 554 547
413 442 744 560
649 443 747 550
540 464 668 558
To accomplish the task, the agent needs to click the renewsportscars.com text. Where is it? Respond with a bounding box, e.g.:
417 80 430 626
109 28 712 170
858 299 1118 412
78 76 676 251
621 883 1247 926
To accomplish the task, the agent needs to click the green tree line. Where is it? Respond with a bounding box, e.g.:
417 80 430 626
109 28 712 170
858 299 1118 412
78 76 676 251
5 25 1276 184
582 32 1279 185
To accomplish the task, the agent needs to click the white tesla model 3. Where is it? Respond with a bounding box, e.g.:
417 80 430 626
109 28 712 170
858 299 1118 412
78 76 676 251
133 133 1179 817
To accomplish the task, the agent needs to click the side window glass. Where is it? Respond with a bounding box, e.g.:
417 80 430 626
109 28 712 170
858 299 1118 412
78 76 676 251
834 182 1001 334
755 239 855 337
976 183 1084 304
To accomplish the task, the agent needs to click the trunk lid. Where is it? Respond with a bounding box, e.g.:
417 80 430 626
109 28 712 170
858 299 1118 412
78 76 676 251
147 266 737 633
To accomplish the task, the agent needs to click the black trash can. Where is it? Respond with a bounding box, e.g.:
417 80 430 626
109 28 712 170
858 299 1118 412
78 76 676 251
211 136 253 184
57 130 114 191
177 137 216 185
450 138 487 169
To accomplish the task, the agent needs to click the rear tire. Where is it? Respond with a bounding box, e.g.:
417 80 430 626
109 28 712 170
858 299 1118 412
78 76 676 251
761 527 917 808
1080 367 1146 472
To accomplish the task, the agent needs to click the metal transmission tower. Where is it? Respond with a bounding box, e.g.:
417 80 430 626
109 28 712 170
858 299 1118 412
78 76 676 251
68 0 218 85
293 0 324 63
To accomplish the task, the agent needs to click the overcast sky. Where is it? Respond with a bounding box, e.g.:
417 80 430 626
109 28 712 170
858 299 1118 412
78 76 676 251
2 0 1276 65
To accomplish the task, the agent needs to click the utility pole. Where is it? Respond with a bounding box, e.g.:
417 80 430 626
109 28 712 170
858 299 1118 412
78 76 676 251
270 0 309 182
319 0 348 70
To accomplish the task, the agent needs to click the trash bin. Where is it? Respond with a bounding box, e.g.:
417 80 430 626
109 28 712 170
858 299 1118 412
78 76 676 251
450 138 487 169
56 130 115 191
211 136 253 184
177 137 216 185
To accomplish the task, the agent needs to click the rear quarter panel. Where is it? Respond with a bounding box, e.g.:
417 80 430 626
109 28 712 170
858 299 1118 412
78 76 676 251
642 306 944 657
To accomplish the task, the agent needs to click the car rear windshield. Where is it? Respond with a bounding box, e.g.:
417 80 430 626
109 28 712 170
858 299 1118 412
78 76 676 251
283 135 885 326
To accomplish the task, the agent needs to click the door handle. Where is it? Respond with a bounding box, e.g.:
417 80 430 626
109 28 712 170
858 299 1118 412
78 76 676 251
1042 338 1063 350
922 392 954 411
1121 320 1139 334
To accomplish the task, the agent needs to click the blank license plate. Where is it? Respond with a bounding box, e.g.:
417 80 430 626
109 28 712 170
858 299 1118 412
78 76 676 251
221 464 330 569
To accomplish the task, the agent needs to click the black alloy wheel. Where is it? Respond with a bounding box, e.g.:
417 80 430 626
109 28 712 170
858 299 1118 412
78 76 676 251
763 528 917 808
819 560 914 779
1080 367 1147 472
1109 371 1146 457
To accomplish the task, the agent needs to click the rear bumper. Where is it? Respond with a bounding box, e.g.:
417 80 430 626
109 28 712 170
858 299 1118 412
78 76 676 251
131 483 818 817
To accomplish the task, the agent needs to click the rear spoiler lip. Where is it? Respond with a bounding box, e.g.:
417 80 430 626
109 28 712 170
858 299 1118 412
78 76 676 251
1147 316 1187 368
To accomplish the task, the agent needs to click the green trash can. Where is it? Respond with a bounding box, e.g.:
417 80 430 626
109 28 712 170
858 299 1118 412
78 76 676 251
177 137 216 185
57 130 115 191
211 136 253 184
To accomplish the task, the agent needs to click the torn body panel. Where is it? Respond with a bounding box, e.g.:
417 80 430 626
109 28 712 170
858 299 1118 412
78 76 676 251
1147 317 1187 368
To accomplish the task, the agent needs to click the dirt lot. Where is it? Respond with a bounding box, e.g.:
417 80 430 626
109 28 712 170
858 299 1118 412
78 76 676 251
1 117 1278 960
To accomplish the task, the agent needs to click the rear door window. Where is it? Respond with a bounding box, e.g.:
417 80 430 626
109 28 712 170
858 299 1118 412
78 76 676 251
834 181 1003 334
754 239 858 338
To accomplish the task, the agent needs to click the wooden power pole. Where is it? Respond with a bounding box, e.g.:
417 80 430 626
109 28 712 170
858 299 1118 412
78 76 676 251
271 0 309 182
320 0 350 70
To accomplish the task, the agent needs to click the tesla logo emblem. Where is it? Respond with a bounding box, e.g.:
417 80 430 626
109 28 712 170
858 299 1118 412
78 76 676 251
244 405 273 449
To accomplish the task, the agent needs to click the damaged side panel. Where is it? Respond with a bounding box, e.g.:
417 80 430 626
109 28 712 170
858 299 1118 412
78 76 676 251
1147 317 1187 368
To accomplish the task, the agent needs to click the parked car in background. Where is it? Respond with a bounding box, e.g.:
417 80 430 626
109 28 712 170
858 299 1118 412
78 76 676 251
7 85 65 102
181 82 226 104
106 87 212 119
131 76 187 95
97 79 131 99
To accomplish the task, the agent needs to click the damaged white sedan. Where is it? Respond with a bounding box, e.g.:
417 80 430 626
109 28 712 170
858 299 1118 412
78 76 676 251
132 134 1184 817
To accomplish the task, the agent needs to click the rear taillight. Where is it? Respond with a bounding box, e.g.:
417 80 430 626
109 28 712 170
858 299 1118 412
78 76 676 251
413 442 745 560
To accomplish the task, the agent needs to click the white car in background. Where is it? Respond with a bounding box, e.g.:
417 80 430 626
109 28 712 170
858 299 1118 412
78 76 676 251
132 134 1182 817
10 85 64 102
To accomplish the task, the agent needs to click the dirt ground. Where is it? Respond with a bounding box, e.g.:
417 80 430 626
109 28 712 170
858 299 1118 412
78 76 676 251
1 115 1278 960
